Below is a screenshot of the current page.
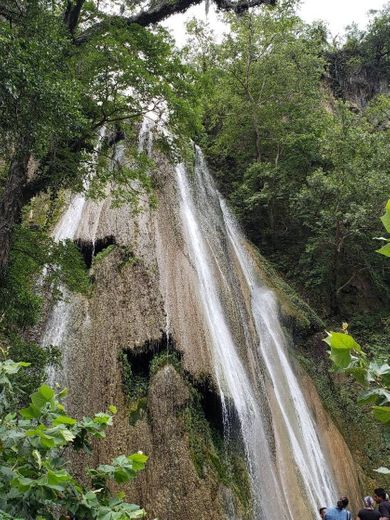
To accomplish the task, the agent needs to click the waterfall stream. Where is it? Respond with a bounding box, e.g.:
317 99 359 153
41 194 88 385
175 146 337 518
39 122 340 519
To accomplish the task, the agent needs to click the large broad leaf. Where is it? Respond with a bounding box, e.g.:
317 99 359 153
38 385 55 401
372 405 390 423
53 415 77 426
380 199 390 233
31 392 47 410
45 469 72 491
376 242 390 257
367 362 390 382
329 348 352 369
128 453 148 469
358 388 390 405
20 405 41 419
324 332 362 352
2 360 30 374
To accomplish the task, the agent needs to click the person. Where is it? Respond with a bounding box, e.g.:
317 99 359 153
357 497 381 520
320 507 327 519
325 497 352 520
373 488 390 519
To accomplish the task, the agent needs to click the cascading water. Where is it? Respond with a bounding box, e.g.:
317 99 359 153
41 129 109 384
176 162 290 520
221 197 336 510
39 117 343 519
175 146 338 519
41 194 89 385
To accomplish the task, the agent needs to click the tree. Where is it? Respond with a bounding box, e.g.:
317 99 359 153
327 5 390 104
0 0 274 280
188 4 390 315
325 200 390 474
0 357 148 519
293 98 390 313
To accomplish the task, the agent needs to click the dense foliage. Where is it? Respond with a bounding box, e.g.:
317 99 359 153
0 358 147 519
1 0 390 506
185 1 390 480
328 6 390 103
0 0 201 382
187 2 390 317
0 0 201 286
325 201 390 474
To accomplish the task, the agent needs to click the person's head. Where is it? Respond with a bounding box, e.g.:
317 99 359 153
374 488 387 503
319 507 327 518
363 496 375 509
336 497 349 510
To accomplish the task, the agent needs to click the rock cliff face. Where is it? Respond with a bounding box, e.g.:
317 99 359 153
40 136 365 520
327 49 389 108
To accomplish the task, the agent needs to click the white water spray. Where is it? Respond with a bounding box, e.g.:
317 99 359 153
185 146 337 517
176 161 290 520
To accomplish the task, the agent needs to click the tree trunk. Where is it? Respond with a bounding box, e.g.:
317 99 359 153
330 220 343 315
0 150 31 279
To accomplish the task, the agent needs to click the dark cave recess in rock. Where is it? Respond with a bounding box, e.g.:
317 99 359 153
75 236 116 269
122 333 227 436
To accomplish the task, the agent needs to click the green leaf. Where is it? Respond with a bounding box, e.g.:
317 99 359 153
329 348 352 369
93 412 113 425
367 362 390 383
60 429 76 442
128 453 148 468
372 405 390 423
376 243 390 257
45 469 71 491
53 415 77 426
358 388 390 405
324 331 362 352
20 405 41 419
2 360 30 375
32 449 42 469
345 366 367 385
58 388 69 398
380 199 390 233
38 384 55 401
31 392 47 410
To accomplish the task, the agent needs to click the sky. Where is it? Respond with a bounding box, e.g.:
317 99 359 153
163 0 388 46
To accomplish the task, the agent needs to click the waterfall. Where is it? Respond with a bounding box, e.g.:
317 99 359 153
221 198 336 510
41 194 88 385
39 117 341 518
41 129 108 385
175 146 337 518
176 162 290 520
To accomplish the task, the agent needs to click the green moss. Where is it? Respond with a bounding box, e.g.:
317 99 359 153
183 388 252 517
150 351 182 376
128 397 148 426
93 244 115 264
120 352 149 402
120 344 252 513
117 246 141 270
249 243 323 331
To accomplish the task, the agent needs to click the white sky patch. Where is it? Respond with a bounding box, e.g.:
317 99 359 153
299 0 387 37
163 0 388 47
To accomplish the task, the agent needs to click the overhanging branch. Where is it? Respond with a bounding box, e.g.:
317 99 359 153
75 0 275 44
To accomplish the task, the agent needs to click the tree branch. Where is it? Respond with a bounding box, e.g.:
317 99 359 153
0 1 23 22
75 0 275 45
64 0 87 34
